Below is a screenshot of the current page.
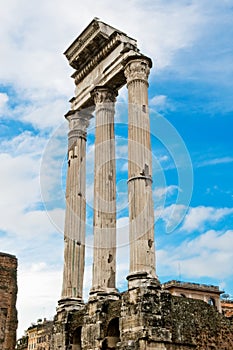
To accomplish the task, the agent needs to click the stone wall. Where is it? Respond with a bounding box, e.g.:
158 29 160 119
52 283 233 350
0 252 18 350
170 295 233 349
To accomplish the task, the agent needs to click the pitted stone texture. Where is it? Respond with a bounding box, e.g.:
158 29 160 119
60 111 90 308
52 287 233 350
0 252 17 350
124 58 151 85
118 287 233 349
124 57 157 285
90 87 118 299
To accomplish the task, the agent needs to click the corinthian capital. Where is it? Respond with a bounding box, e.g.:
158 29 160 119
92 87 118 105
68 111 91 132
124 57 151 84
67 110 92 146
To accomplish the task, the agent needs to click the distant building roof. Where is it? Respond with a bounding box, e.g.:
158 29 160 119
162 280 223 294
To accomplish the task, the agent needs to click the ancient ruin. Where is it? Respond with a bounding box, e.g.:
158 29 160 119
0 252 18 350
52 18 233 349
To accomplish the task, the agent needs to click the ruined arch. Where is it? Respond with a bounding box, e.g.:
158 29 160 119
72 327 82 350
102 318 120 349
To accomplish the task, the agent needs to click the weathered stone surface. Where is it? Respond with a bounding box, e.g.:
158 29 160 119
51 286 233 349
59 111 91 311
64 18 139 110
53 18 233 350
125 57 157 288
90 87 118 300
0 252 18 350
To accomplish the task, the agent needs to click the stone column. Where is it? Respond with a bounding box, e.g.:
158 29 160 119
124 57 158 289
58 111 90 310
90 86 119 300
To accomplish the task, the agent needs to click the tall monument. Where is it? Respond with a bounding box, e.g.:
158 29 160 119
53 19 233 350
58 18 158 311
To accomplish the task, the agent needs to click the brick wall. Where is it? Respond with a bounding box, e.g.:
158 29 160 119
0 252 18 350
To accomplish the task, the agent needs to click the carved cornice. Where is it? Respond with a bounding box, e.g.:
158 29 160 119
124 58 151 85
65 18 138 83
72 33 122 85
64 21 99 63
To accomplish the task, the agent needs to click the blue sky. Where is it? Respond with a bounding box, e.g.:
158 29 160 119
0 0 233 337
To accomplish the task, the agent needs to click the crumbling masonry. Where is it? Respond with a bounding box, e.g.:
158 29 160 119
52 19 233 349
0 252 18 350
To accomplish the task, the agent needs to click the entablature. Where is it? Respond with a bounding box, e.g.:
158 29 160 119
64 18 137 73
64 18 151 112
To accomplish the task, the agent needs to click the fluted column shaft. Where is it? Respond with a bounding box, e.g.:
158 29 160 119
61 111 90 306
124 58 157 287
90 87 119 299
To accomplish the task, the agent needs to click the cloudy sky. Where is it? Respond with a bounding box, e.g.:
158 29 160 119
0 0 233 338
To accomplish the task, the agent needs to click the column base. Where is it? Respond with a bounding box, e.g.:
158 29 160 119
56 297 84 313
127 272 160 290
89 288 120 302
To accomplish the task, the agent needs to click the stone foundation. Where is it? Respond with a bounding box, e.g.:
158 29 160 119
51 283 233 350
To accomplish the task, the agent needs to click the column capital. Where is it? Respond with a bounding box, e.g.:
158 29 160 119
67 110 92 146
124 57 152 85
67 110 92 132
91 86 118 105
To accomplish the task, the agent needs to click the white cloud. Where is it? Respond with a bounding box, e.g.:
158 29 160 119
157 229 233 281
0 129 65 339
117 216 129 247
0 152 40 210
40 126 67 206
156 204 233 234
155 204 188 231
21 100 69 130
17 263 62 337
151 95 167 107
116 144 128 158
120 162 128 172
150 95 174 112
0 131 66 238
197 157 233 168
181 206 233 232
154 185 179 200
0 95 69 131
0 0 206 104
1 131 45 156
0 93 9 111
159 155 169 162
